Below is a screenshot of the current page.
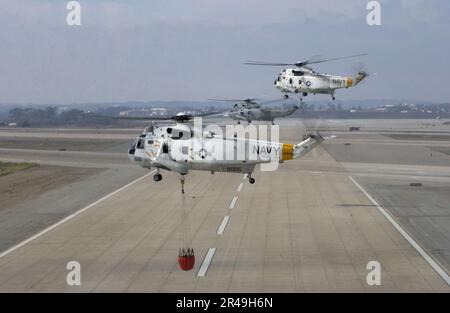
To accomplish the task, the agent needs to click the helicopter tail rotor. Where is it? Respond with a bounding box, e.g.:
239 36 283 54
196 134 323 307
351 62 370 86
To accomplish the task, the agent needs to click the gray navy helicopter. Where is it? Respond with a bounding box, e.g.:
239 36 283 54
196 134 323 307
209 97 300 124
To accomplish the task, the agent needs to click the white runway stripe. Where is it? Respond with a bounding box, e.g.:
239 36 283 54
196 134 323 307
0 171 155 259
197 248 216 277
237 182 244 192
229 196 238 209
349 176 450 286
217 216 230 235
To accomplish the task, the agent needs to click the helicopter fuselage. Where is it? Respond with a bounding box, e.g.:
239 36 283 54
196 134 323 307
227 99 299 123
128 122 321 181
274 67 364 98
228 106 297 123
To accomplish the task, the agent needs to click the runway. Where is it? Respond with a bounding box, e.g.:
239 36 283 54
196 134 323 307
0 120 449 292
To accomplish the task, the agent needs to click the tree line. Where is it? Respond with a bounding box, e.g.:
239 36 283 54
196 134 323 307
6 107 118 127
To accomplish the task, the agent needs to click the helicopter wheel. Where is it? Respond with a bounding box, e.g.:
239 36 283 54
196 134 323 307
153 173 162 182
302 92 308 97
332 96 336 101
249 177 256 184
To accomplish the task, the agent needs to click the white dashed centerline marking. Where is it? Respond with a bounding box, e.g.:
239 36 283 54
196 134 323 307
197 248 216 277
237 182 244 192
349 176 450 286
217 216 230 235
229 196 238 209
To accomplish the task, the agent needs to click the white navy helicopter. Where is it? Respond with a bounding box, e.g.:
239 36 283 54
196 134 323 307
99 111 330 271
245 54 369 100
124 112 325 185
209 97 300 124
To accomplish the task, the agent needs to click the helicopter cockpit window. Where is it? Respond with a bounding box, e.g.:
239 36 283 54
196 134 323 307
147 140 154 145
128 140 136 155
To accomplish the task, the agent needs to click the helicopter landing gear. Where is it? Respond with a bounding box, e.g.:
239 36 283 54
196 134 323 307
284 94 289 100
248 174 256 184
153 170 162 182
302 92 308 97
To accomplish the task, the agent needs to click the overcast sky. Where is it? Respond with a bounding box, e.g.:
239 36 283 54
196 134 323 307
0 0 449 104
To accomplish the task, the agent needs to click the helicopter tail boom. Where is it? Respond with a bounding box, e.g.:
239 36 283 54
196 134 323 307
291 132 325 159
279 132 324 161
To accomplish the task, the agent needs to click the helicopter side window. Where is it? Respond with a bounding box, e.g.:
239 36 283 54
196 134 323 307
147 140 154 145
293 70 304 76
162 143 169 154
171 131 184 140
136 139 145 149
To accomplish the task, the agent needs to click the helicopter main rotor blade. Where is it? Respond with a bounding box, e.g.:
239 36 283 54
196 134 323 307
195 110 228 117
93 114 174 121
258 97 293 106
245 53 367 68
90 110 224 122
299 53 368 66
243 61 295 66
208 98 260 103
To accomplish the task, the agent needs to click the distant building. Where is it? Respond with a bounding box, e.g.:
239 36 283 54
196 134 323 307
119 107 168 117
151 108 168 116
